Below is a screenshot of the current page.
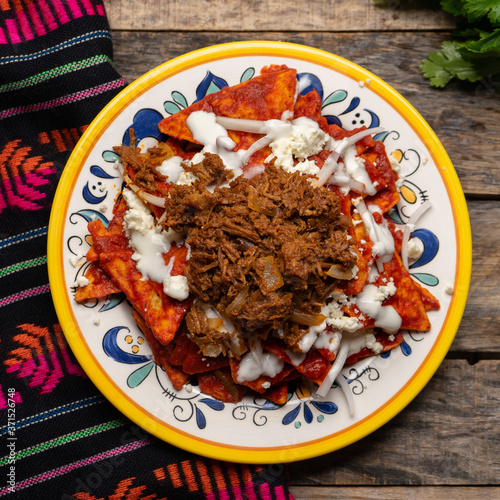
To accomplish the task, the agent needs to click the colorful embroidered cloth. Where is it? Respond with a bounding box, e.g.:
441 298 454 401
0 2 294 498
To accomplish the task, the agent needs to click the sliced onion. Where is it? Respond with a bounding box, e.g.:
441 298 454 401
122 172 167 208
248 190 276 216
240 135 274 165
291 309 327 327
401 201 432 270
335 374 354 416
156 210 167 225
225 285 249 315
315 343 349 397
327 175 366 194
313 148 342 187
216 116 267 133
313 127 385 187
342 126 385 147
207 318 224 330
326 264 355 280
258 256 284 292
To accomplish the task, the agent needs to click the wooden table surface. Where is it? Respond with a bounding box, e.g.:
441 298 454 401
104 1 500 498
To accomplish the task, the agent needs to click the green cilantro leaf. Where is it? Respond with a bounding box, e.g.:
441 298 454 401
459 27 500 52
462 0 500 25
440 0 468 17
420 41 482 87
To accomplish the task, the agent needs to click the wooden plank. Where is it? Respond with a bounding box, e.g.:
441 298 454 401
110 31 500 197
104 0 456 32
289 486 500 500
450 201 500 353
286 359 500 486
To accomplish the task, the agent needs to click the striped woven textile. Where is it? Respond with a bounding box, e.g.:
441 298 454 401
0 2 294 498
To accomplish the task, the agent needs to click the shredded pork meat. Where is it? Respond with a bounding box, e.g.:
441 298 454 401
161 153 357 357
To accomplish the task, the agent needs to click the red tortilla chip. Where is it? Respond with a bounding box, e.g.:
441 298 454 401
99 248 190 345
412 279 440 311
158 65 297 150
168 328 229 374
293 90 329 131
263 339 331 385
132 310 190 391
259 381 290 405
377 254 432 331
229 358 296 394
74 262 121 302
197 368 247 403
346 331 404 365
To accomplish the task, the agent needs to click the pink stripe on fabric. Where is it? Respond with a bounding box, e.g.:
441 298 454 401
231 485 244 500
0 284 51 307
80 0 95 15
38 0 58 31
17 10 35 41
41 351 64 394
274 485 287 500
259 482 272 500
0 79 126 119
0 27 7 44
0 440 150 495
244 482 259 500
5 19 21 44
5 360 26 376
96 4 105 16
27 3 47 37
50 0 70 24
66 0 83 19
29 351 49 388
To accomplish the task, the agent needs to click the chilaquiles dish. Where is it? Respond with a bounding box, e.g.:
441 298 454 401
75 65 440 405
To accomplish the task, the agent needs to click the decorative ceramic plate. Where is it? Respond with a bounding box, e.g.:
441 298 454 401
48 41 471 464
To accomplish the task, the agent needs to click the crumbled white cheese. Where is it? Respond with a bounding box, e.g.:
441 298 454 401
318 292 361 334
314 330 342 354
76 275 89 287
365 333 383 354
163 275 189 301
389 155 401 173
266 117 326 174
69 251 85 267
262 381 271 389
407 237 424 260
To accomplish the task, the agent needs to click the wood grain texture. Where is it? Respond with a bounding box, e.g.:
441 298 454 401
104 0 456 32
110 31 500 197
286 359 500 486
289 486 500 500
452 201 500 353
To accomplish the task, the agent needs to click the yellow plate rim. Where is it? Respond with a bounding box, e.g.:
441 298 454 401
48 41 472 464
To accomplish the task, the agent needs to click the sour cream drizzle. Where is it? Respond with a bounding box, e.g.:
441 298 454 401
122 188 188 300
186 111 247 177
236 338 284 383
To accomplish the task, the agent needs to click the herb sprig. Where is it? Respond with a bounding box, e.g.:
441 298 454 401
377 1 500 91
